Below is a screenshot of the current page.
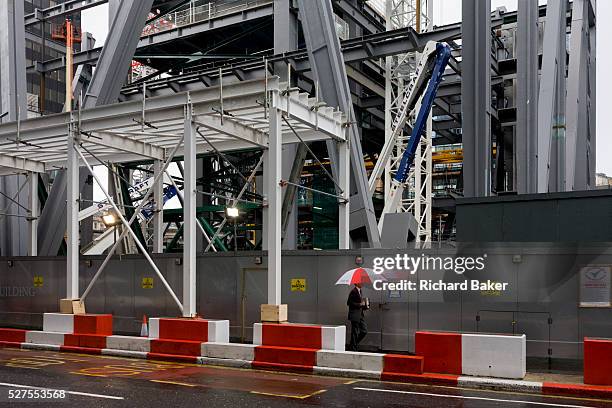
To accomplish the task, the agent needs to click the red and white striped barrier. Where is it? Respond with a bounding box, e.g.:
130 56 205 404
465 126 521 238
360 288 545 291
415 331 526 379
149 318 229 343
584 337 612 386
43 313 113 335
253 323 345 350
251 323 346 373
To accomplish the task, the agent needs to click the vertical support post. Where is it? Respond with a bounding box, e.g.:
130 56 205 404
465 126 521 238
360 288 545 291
152 160 164 253
183 102 196 317
338 137 350 249
537 0 566 192
66 117 79 298
516 0 539 194
461 0 491 197
565 0 593 190
266 105 283 306
28 172 38 256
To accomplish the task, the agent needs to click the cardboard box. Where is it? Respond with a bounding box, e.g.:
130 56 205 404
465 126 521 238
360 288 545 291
60 298 86 315
260 304 288 322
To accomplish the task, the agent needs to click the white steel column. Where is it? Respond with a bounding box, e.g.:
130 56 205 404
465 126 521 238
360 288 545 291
183 102 197 316
28 172 38 256
152 160 164 253
266 106 282 305
338 138 350 249
66 118 79 298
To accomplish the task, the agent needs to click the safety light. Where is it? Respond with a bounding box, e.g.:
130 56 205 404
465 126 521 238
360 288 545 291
226 207 239 218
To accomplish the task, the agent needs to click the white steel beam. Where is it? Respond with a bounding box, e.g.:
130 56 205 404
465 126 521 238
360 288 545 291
28 172 38 256
338 139 350 249
195 115 267 147
152 160 164 253
82 131 166 160
66 119 79 298
0 154 46 173
183 103 197 317
266 106 283 305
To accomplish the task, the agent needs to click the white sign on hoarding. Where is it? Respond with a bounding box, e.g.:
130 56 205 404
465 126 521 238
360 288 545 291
580 265 612 307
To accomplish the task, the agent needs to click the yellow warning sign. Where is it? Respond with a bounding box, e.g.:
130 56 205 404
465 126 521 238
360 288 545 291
33 276 43 287
142 277 154 289
290 278 306 292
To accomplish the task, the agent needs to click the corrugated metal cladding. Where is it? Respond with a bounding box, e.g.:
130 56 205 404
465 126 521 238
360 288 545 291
456 190 612 242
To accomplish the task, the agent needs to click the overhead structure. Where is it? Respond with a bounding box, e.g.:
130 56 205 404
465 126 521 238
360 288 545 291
0 77 348 315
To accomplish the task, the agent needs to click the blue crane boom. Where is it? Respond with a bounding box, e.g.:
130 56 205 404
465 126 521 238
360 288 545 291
394 43 452 183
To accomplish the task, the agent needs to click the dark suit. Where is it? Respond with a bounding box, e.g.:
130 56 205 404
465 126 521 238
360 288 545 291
347 286 368 351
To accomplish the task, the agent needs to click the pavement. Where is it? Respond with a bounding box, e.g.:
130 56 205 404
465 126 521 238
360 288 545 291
0 347 611 407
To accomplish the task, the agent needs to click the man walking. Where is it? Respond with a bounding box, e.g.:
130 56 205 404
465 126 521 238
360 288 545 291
347 282 368 351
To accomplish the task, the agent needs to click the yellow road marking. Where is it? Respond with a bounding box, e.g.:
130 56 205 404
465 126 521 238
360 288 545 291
151 380 198 387
250 389 327 400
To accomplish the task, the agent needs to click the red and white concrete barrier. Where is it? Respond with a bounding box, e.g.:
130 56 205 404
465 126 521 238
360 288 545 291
42 313 113 335
416 331 526 379
149 318 229 343
584 337 612 386
253 323 345 350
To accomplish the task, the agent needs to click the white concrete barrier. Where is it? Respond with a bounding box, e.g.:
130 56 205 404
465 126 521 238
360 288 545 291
202 342 256 361
461 333 526 379
106 335 151 352
322 326 346 351
42 313 73 334
148 318 159 338
207 320 230 343
317 350 383 372
25 331 65 346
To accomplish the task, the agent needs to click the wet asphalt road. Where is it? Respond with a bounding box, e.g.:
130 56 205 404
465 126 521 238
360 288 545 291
0 348 610 408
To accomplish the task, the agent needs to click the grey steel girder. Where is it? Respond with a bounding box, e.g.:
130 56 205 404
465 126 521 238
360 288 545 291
461 0 492 198
298 0 381 247
83 0 154 108
565 0 595 191
29 24 462 75
24 0 108 26
536 0 567 193
515 0 539 194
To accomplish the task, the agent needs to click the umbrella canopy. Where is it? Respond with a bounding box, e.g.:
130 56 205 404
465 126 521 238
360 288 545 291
335 267 384 285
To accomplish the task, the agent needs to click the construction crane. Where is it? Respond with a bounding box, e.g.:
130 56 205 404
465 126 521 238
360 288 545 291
373 42 451 230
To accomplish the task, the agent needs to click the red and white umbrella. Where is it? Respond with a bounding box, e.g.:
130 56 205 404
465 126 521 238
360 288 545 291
335 267 385 285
